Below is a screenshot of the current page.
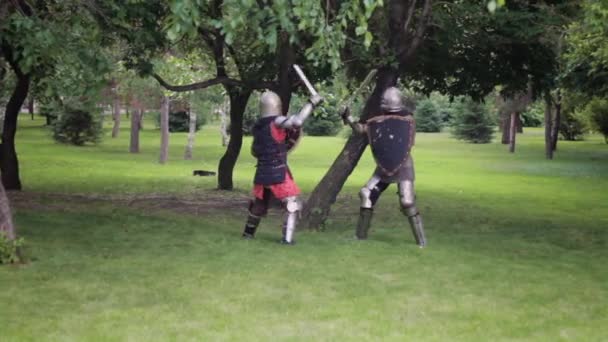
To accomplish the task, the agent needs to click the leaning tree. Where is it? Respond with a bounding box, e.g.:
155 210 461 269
302 0 578 228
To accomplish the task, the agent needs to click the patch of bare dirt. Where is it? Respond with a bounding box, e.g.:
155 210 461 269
7 190 360 219
7 191 251 216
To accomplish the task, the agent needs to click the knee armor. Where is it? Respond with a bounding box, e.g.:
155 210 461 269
359 181 390 208
398 180 416 216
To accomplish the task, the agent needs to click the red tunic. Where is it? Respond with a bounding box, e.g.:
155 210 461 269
252 122 301 200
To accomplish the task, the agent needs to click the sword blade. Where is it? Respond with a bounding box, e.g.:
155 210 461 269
293 64 318 97
339 69 377 110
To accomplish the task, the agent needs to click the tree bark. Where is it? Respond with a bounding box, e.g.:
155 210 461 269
302 67 398 229
111 86 121 138
0 181 16 241
28 96 34 120
1 73 28 190
218 100 230 147
509 112 517 153
159 96 170 164
139 110 145 130
501 116 510 144
544 95 554 160
184 110 196 160
551 90 562 152
276 31 295 114
129 109 141 153
217 88 251 190
516 114 523 133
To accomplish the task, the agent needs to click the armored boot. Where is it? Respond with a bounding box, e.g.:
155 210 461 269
280 211 297 245
355 208 373 240
402 207 426 248
242 213 261 239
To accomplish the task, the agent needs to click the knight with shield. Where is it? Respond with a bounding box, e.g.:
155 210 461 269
341 86 426 247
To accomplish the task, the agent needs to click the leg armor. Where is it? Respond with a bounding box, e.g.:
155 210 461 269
356 174 390 239
281 196 301 245
398 180 427 247
242 190 270 239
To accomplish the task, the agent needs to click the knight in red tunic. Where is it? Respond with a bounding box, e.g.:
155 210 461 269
242 91 323 244
341 87 426 247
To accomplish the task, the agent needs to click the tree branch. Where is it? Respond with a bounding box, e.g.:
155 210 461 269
153 73 276 92
401 0 432 63
152 73 241 92
402 0 418 34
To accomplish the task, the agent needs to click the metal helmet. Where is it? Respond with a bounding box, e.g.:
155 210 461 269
259 91 282 117
380 87 404 113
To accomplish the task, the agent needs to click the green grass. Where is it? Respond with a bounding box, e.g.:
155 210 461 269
1 115 608 341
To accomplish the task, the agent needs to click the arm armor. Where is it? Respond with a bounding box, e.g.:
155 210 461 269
343 112 367 134
274 93 322 129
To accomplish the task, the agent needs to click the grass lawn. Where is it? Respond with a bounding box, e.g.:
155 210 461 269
1 115 607 341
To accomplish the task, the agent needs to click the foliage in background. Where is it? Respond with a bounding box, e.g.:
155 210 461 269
558 93 589 141
152 109 206 133
584 98 608 143
52 105 103 146
559 109 588 141
302 92 343 137
415 98 443 133
520 101 544 127
563 0 608 98
451 98 496 143
0 233 24 264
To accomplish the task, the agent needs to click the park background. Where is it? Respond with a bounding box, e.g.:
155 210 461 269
1 0 608 341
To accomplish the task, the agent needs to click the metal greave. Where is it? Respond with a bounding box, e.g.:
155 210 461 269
356 208 374 239
403 208 426 248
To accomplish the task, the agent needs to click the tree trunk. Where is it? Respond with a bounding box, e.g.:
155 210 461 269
129 109 141 153
219 100 230 147
544 95 554 160
516 114 523 133
111 89 121 138
1 74 29 190
217 88 251 190
276 31 295 114
139 110 145 130
302 67 398 229
159 96 170 164
501 116 510 144
0 181 16 241
184 110 196 160
28 97 34 120
509 112 517 153
551 90 562 152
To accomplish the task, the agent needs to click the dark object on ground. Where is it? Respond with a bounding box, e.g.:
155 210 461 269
193 170 216 176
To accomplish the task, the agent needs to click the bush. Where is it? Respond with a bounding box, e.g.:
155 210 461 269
303 93 343 136
303 114 342 136
586 98 608 143
53 107 102 145
415 98 443 132
559 109 588 141
520 102 544 127
155 111 206 133
0 233 24 264
451 98 495 143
